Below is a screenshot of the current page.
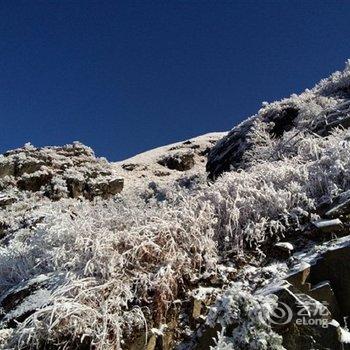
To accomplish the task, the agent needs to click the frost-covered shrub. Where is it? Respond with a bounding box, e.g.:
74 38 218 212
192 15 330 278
203 158 313 255
203 125 350 255
207 283 284 350
0 192 218 348
316 59 350 96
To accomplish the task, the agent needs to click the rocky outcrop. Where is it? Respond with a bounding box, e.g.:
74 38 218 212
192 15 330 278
0 142 123 200
86 176 124 199
158 151 195 171
206 104 301 179
206 116 256 179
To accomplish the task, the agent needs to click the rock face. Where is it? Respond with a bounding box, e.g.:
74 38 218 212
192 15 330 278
207 62 350 179
273 239 350 350
206 105 301 179
0 142 123 200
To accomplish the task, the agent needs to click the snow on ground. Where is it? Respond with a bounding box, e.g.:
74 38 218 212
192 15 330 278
113 132 226 190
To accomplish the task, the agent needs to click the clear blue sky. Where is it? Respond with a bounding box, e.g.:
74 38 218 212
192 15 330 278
1 1 350 160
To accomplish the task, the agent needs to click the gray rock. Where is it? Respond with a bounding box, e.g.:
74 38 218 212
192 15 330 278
122 163 139 171
274 242 294 252
65 176 85 198
277 290 340 350
16 159 45 176
311 218 344 236
87 176 124 199
0 274 51 327
0 220 8 239
311 100 350 136
158 152 195 171
272 242 294 259
207 96 350 179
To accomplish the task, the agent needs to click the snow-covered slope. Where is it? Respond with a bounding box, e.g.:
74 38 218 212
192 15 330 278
2 62 350 349
114 132 226 191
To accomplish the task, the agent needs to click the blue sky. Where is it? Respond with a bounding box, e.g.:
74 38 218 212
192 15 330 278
1 1 350 160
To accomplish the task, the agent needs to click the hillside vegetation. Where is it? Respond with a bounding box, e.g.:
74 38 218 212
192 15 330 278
2 62 350 349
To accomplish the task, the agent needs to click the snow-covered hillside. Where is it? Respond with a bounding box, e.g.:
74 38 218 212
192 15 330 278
2 62 350 349
114 132 226 191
